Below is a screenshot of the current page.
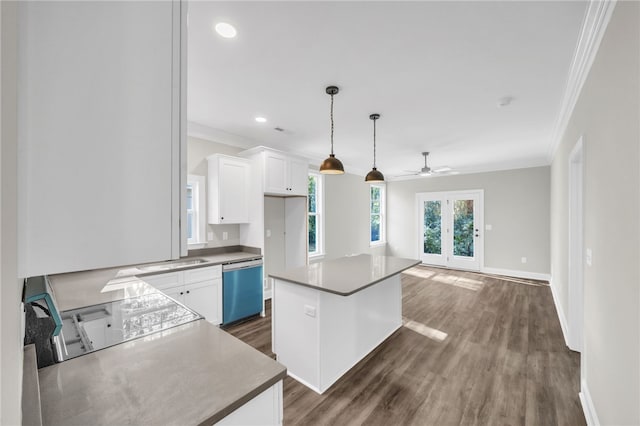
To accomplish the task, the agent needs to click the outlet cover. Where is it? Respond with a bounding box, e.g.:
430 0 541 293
207 232 213 241
485 224 493 231
586 248 592 266
521 257 527 264
222 232 228 241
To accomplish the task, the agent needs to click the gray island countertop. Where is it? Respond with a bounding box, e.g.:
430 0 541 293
38 249 286 426
270 254 420 296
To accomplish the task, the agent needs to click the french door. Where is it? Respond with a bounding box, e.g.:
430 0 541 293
417 190 483 271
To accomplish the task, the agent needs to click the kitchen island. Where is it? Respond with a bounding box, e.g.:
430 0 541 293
270 254 420 394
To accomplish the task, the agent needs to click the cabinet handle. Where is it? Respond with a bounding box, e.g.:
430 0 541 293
186 290 190 294
180 291 184 295
221 217 224 220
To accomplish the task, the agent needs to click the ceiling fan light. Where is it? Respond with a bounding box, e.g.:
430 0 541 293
365 167 385 182
320 154 345 174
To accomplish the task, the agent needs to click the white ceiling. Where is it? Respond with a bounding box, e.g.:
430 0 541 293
187 1 588 178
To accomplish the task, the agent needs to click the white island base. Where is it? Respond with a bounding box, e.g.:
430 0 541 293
272 273 402 394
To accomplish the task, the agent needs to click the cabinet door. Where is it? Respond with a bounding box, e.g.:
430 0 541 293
162 286 186 304
218 157 250 223
18 2 181 276
184 279 222 325
288 158 309 196
208 155 250 224
264 152 288 195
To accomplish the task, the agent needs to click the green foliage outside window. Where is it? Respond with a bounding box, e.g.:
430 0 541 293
308 176 317 252
453 200 474 257
423 201 441 254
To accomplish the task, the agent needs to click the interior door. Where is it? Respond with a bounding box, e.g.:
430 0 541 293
418 190 483 271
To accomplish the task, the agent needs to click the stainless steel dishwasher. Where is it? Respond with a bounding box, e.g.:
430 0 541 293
222 259 263 325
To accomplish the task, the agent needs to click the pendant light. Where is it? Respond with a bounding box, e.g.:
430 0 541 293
319 86 345 174
365 113 385 182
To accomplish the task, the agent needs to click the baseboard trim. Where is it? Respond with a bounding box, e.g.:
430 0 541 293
264 289 272 300
549 277 570 348
481 267 550 282
580 379 600 426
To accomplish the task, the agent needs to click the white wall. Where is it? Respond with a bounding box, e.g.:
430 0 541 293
187 136 244 248
387 166 550 275
323 173 386 260
1 2 23 424
550 2 639 424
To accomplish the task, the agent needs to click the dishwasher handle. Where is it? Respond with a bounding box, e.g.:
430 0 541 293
222 259 263 272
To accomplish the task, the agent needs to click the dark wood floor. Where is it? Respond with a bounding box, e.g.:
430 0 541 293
225 266 584 426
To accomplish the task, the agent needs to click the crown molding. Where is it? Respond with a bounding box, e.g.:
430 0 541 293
547 0 617 162
187 121 257 149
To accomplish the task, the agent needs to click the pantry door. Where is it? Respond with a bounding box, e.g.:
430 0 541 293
417 190 483 271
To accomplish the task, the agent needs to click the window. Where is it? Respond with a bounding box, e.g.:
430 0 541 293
370 184 386 245
308 173 323 257
187 175 206 245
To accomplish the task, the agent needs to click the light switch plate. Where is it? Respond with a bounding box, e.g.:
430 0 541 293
207 232 213 241
222 232 228 241
521 257 527 264
586 248 592 266
266 229 271 238
485 224 493 231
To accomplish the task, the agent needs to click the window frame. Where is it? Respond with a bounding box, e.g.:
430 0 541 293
308 172 324 259
370 183 386 246
187 174 206 247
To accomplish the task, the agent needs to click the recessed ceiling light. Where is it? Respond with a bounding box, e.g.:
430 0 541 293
214 22 237 39
255 117 267 123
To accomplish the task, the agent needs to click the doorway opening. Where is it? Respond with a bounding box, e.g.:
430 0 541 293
416 190 484 271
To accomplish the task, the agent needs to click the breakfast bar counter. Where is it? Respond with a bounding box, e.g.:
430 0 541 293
270 254 419 394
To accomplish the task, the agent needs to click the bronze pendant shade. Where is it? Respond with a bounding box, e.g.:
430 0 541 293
319 86 345 174
365 113 384 183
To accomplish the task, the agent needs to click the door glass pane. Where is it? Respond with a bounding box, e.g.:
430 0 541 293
453 199 474 257
308 215 317 252
423 201 441 254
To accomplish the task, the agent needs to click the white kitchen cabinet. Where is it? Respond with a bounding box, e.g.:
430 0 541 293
262 150 309 196
216 380 283 425
142 265 222 325
17 1 185 276
207 154 251 224
184 280 222 325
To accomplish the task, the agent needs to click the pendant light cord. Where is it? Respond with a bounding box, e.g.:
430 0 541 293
330 93 335 155
373 117 377 168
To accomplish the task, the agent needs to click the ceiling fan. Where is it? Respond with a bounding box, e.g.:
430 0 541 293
396 152 454 177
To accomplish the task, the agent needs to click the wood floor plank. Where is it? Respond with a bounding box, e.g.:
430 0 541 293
225 266 584 425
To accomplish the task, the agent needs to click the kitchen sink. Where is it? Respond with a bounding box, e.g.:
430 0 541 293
137 258 208 272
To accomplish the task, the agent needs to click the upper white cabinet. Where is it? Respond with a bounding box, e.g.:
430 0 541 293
251 148 309 196
207 154 250 224
17 1 184 276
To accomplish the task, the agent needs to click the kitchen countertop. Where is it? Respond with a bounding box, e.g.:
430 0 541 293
270 254 420 296
38 320 286 426
48 251 261 311
38 250 285 425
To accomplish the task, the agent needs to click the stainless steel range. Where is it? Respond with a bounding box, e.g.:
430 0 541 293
54 292 200 361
